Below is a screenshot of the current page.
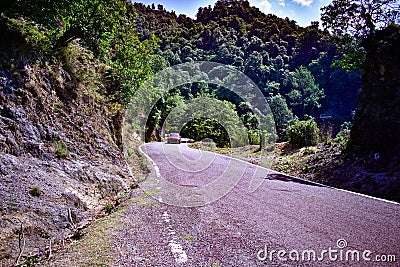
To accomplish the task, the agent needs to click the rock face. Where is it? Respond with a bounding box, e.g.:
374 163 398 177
0 52 138 264
350 25 400 163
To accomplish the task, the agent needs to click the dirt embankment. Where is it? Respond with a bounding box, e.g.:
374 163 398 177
0 50 140 266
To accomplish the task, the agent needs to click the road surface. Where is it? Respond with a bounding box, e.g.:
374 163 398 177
114 142 400 266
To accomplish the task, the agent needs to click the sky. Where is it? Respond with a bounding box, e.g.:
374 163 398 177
135 0 332 27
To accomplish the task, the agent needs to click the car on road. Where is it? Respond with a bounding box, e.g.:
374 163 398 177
166 133 181 144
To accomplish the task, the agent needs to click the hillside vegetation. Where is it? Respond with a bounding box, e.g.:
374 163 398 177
133 0 361 143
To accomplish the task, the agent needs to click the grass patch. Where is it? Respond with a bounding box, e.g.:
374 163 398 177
129 197 158 207
143 188 161 197
115 193 129 201
182 234 197 242
49 206 125 266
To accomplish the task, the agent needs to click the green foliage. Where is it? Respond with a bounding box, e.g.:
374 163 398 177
269 94 293 140
334 121 352 150
53 140 70 158
126 147 134 157
134 0 361 130
340 121 352 133
115 193 129 201
106 34 158 102
335 133 350 151
167 96 248 147
301 164 310 172
182 234 197 242
130 183 138 189
321 0 399 38
284 66 325 118
303 148 316 155
16 254 39 267
2 15 51 52
29 187 42 197
181 118 231 148
104 203 114 214
330 40 366 71
321 0 400 70
287 119 319 148
59 42 104 100
247 129 261 145
2 0 157 102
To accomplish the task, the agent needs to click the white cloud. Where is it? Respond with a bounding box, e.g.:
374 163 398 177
259 0 272 13
292 0 313 6
278 0 286 7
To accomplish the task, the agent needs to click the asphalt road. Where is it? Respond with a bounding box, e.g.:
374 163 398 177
116 142 400 266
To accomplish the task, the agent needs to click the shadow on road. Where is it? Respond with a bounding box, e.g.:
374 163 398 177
266 173 325 187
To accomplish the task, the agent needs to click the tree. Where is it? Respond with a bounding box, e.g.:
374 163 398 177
132 0 362 140
321 0 400 70
166 96 248 147
321 0 399 38
284 66 325 118
321 0 400 162
2 0 158 102
269 94 293 140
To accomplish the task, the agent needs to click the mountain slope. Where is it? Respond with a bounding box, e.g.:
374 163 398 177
0 27 143 266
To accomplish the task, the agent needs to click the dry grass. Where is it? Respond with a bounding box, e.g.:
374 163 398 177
45 208 125 266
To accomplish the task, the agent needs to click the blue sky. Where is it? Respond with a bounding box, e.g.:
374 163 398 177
135 0 332 27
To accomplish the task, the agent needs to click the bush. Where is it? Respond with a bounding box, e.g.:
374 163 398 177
54 140 70 158
247 129 260 145
335 131 350 151
29 187 42 197
130 183 138 189
286 119 319 148
104 203 114 214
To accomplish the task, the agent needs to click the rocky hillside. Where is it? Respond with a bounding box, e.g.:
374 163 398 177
0 0 157 264
0 42 141 266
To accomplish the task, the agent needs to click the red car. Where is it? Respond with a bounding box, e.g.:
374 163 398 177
166 133 181 144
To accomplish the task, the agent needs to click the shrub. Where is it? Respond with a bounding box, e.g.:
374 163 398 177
4 16 51 52
104 203 114 214
286 119 319 148
334 121 352 151
247 129 260 145
130 183 138 189
53 140 70 158
303 147 316 155
29 187 42 197
335 132 350 151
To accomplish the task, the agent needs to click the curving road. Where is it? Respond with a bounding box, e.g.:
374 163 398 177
115 142 400 266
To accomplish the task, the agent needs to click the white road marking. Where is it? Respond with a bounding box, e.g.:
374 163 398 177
161 211 188 264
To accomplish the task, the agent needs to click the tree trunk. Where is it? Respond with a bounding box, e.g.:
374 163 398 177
349 25 400 163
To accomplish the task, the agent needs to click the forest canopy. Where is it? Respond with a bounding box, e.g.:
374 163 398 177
133 0 362 143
